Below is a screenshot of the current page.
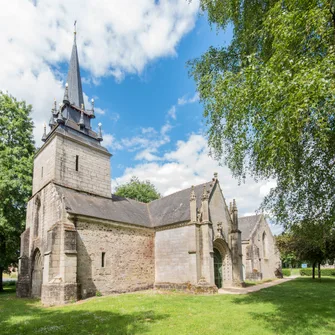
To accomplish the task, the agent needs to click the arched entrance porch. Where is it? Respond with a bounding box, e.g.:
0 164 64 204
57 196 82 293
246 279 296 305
213 238 232 288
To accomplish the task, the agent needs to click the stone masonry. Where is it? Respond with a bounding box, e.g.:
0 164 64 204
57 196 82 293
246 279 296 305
17 29 279 305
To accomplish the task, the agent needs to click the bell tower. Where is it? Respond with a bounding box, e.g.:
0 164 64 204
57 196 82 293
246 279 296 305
34 26 112 198
17 26 112 305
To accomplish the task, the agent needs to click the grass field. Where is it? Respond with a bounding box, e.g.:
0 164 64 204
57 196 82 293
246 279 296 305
3 273 17 279
1 278 334 335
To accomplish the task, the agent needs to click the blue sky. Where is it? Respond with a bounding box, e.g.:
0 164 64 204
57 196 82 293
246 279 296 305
89 16 232 180
0 0 280 233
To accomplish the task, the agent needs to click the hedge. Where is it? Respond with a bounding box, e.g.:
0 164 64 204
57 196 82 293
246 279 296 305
282 269 291 277
300 268 335 276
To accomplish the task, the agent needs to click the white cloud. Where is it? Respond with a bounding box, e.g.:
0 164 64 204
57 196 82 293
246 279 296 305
177 92 199 105
167 105 177 119
95 107 106 116
0 0 200 144
112 121 172 159
166 92 199 121
113 133 281 234
102 133 122 151
141 127 157 135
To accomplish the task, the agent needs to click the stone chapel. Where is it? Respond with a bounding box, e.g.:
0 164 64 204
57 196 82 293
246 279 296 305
17 31 280 305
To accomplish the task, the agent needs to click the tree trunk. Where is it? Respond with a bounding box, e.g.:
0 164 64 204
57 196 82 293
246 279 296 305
318 262 321 280
0 268 3 292
312 262 316 279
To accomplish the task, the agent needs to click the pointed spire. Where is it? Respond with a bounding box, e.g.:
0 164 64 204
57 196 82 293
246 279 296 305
42 123 47 142
78 110 85 129
190 185 196 201
97 123 103 141
201 185 209 200
64 21 84 108
91 98 95 117
63 83 69 104
232 199 238 231
57 103 65 124
49 113 55 128
52 98 58 116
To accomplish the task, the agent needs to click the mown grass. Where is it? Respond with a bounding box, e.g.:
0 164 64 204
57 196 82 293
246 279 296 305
244 278 274 287
1 278 334 335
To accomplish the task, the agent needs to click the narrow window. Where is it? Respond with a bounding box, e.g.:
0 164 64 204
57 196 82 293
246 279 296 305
101 252 105 268
75 155 79 171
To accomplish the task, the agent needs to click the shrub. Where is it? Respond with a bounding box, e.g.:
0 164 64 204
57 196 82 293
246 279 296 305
300 268 335 276
282 269 291 277
3 280 16 287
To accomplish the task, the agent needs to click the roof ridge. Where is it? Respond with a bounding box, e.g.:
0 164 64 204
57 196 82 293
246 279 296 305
149 180 213 204
239 214 262 220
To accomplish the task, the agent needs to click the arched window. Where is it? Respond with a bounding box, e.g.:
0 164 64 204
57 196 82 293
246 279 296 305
31 248 43 297
34 196 41 238
262 232 268 259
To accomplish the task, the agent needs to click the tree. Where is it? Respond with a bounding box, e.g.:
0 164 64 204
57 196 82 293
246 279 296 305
275 234 299 269
0 92 35 292
115 176 160 203
189 1 335 229
276 222 335 279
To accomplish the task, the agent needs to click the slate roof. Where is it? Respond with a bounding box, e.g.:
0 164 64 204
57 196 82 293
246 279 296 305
148 181 214 226
38 123 110 158
56 186 151 227
238 214 262 241
65 34 84 109
57 180 216 228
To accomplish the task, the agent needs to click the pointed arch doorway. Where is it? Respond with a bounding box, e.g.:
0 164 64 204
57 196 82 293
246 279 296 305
213 238 233 288
31 249 43 298
214 248 223 288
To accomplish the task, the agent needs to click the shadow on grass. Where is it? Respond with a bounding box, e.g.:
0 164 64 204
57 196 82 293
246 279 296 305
233 277 335 335
0 288 169 335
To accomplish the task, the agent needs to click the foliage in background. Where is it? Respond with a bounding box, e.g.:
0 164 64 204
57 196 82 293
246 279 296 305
281 269 291 277
276 222 335 278
0 92 35 292
300 268 335 276
275 234 299 269
115 176 160 203
189 0 335 229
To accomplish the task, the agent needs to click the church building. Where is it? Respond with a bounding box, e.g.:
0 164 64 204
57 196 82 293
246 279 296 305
17 31 279 306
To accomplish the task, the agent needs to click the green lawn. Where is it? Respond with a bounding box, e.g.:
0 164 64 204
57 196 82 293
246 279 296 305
1 278 334 335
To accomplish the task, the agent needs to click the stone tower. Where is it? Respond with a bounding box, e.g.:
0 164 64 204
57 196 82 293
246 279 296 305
17 29 112 304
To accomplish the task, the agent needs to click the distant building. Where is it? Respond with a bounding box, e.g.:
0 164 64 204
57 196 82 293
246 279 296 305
17 31 279 306
239 214 281 280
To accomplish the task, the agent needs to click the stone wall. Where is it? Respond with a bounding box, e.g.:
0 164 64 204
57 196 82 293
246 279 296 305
155 224 197 284
32 136 57 195
209 183 232 240
76 220 154 298
54 136 111 198
32 134 111 198
242 216 281 280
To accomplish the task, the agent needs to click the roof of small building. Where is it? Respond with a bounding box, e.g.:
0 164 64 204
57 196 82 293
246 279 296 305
56 185 151 227
149 181 213 227
56 180 216 228
238 214 263 241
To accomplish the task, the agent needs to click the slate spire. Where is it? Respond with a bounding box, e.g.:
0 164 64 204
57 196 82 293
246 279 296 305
64 22 84 109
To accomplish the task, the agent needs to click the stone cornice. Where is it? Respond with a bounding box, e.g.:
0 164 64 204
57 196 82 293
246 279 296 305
69 214 153 232
154 221 193 232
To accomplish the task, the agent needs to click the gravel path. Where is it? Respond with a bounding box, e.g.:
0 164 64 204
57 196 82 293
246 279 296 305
218 276 298 295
